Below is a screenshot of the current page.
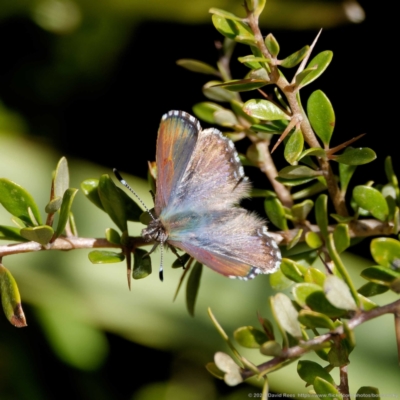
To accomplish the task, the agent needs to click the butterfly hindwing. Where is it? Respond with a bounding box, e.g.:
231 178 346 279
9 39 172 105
166 208 281 279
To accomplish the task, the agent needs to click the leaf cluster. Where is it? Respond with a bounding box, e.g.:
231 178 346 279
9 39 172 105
176 0 400 396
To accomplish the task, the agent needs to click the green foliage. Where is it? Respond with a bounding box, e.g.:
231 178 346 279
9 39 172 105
175 2 400 395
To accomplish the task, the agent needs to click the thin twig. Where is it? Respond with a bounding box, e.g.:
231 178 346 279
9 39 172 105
241 299 400 379
270 218 393 246
339 365 350 396
0 236 149 257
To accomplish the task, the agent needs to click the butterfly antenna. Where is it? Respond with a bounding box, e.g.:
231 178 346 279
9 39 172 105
159 242 164 281
113 168 156 221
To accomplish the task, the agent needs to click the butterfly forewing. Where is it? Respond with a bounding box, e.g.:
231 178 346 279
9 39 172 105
155 110 200 215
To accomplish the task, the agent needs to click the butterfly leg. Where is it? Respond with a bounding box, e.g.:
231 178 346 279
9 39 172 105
169 245 186 269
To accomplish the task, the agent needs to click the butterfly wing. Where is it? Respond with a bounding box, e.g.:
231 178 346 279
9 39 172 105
155 110 200 215
166 208 281 279
159 119 249 221
156 110 281 278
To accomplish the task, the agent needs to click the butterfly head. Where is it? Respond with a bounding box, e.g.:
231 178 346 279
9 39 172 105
142 218 168 244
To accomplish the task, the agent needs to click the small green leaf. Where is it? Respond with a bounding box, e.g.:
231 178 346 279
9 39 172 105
305 231 323 249
243 99 289 120
280 258 306 283
245 0 266 18
298 147 326 160
304 268 325 286
315 194 329 239
172 253 191 269
213 352 243 387
297 50 333 88
307 90 335 146
28 207 39 226
99 175 128 231
292 199 313 222
306 291 347 318
0 178 42 225
295 66 317 87
279 45 309 68
264 196 288 230
287 228 302 250
390 277 400 293
45 196 62 214
270 293 302 338
250 120 288 134
0 264 27 327
340 323 355 355
230 100 256 125
353 186 389 221
260 340 282 357
358 293 378 310
211 14 256 46
234 326 267 348
81 179 104 211
324 275 358 311
361 266 400 285
278 166 320 180
186 262 203 317
192 102 225 124
339 155 357 194
205 362 225 380
269 268 293 291
357 387 380 399
313 377 342 398
265 33 279 57
284 129 304 165
203 80 237 102
330 214 354 223
176 59 219 76
385 156 399 190
133 248 152 279
298 310 335 330
370 237 400 268
54 157 69 199
289 246 318 266
213 110 237 128
357 282 389 297
0 225 27 241
209 8 244 21
88 250 125 264
105 228 121 245
10 216 26 229
297 360 335 386
333 147 376 165
238 55 270 65
333 224 350 253
213 79 268 92
20 225 54 245
293 283 323 308
292 179 327 199
54 188 78 238
276 177 317 187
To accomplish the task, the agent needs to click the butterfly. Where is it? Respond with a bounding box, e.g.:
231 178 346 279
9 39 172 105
118 110 281 280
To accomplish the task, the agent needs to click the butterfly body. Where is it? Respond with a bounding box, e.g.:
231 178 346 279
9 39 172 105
143 110 281 280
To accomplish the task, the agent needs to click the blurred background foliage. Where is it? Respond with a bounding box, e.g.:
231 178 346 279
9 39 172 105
0 0 398 398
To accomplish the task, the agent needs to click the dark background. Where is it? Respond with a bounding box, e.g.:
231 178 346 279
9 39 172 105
0 1 395 182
